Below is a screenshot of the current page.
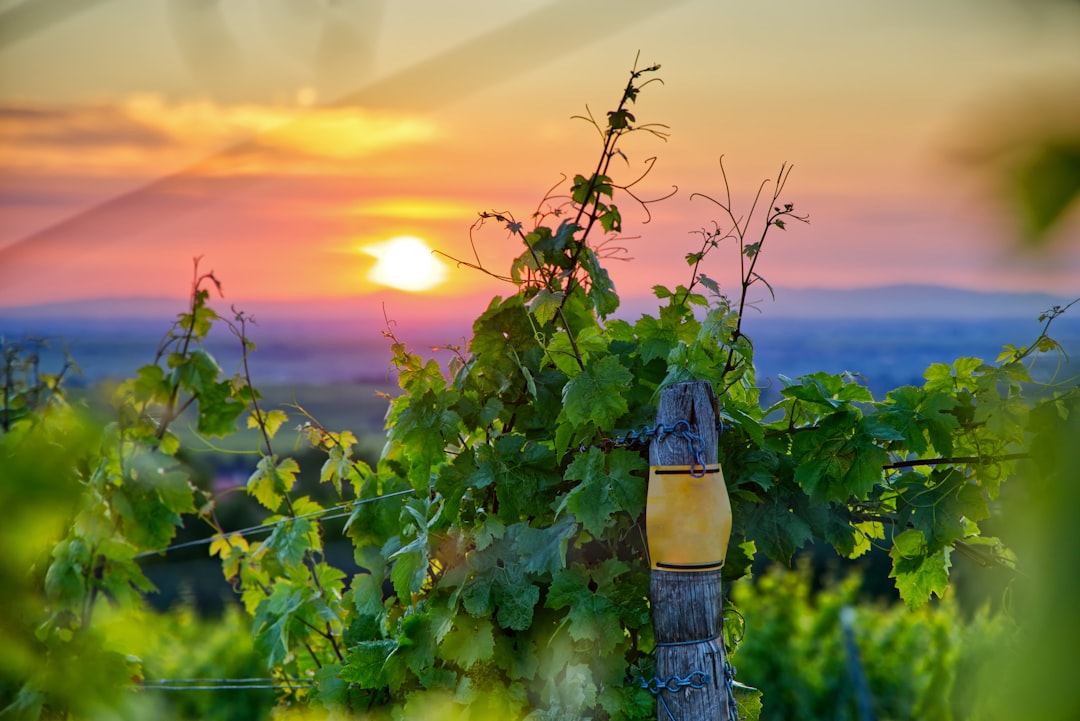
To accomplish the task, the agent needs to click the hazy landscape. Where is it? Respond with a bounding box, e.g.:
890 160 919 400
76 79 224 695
4 284 1076 407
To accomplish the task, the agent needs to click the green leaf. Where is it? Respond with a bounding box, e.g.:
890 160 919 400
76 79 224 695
132 364 168 403
730 448 780 492
495 569 540 631
544 564 589 611
741 491 814 564
253 581 304 667
495 635 539 681
246 455 299 511
314 664 348 708
572 173 614 204
113 484 184 550
178 300 219 338
578 247 620 318
560 448 646 536
390 549 427 602
473 516 506 551
599 204 622 233
858 415 907 443
924 357 983 393
485 435 561 522
321 436 367 495
467 294 539 397
315 561 346 600
438 617 495 669
547 564 625 654
633 314 679 365
398 612 437 675
254 409 289 439
341 640 398 687
548 326 607 377
783 373 873 411
696 273 722 296
529 288 566 326
176 349 223 396
461 567 497 617
157 430 181 456
889 529 952 607
845 437 888 499
417 667 458 691
44 540 88 604
908 468 989 554
149 467 198 515
514 516 577 575
351 583 386 622
561 355 632 433
733 682 763 721
565 594 623 655
790 411 886 503
607 109 635 130
264 518 314 570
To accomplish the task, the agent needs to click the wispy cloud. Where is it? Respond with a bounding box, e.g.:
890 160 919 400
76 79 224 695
0 95 440 177
345 197 478 220
0 103 170 175
125 95 440 163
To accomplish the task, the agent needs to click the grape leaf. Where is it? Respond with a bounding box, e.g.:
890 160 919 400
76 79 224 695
909 468 989 553
741 491 814 564
514 516 577 575
495 635 539 681
547 565 624 655
246 455 299 511
248 408 288 440
351 570 387 617
889 529 952 607
495 571 540 631
264 518 314 570
561 355 632 431
733 682 763 721
341 640 398 687
390 549 427 602
439 617 495 669
560 448 646 536
529 288 566 326
397 612 437 675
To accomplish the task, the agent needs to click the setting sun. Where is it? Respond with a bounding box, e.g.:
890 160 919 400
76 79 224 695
361 235 449 292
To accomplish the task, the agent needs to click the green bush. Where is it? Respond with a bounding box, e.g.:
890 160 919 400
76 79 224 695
101 603 275 721
730 564 1010 721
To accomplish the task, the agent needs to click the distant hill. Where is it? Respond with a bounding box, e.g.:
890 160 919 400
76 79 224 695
0 296 185 320
2 286 1075 388
1 285 1075 333
759 285 1071 320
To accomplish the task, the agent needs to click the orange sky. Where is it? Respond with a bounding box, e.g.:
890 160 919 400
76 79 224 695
1 0 1078 322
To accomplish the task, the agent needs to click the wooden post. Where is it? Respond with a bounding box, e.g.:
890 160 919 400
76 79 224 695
648 381 736 721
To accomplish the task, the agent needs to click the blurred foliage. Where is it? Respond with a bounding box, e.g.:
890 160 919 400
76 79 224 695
730 563 1010 721
1 271 256 719
979 390 1080 719
101 603 274 721
0 339 133 720
1010 140 1080 242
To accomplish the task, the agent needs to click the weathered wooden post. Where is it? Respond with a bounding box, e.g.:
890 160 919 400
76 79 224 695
647 380 737 721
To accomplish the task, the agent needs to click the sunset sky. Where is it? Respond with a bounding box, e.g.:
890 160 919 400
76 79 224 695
1 0 1078 328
